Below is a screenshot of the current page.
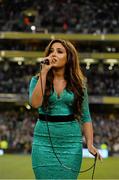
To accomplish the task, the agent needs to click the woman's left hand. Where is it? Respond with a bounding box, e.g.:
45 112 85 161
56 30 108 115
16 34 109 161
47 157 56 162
88 145 103 161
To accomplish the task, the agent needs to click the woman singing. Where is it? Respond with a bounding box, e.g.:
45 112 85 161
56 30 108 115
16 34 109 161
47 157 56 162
29 39 102 179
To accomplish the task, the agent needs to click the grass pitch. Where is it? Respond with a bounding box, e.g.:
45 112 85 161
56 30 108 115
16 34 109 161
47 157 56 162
0 154 119 179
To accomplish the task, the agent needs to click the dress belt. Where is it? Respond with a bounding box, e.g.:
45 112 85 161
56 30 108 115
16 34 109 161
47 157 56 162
38 114 75 122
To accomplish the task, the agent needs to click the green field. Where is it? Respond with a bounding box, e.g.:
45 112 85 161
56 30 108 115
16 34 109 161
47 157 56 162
0 154 119 179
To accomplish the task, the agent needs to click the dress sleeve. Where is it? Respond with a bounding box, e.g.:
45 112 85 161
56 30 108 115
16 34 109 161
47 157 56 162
80 87 92 124
28 76 38 104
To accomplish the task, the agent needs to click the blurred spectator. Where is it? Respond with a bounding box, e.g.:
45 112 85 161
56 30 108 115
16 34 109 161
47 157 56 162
0 135 8 151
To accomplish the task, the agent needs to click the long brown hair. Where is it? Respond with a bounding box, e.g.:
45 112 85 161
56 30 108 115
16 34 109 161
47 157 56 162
42 39 86 120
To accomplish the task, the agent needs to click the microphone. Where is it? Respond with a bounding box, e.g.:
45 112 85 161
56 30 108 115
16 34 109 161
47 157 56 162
39 58 49 65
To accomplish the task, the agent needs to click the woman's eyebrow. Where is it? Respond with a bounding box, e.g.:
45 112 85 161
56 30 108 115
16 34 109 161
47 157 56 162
50 47 65 51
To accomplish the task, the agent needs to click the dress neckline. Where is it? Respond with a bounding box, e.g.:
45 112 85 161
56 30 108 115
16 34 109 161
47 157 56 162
53 86 66 99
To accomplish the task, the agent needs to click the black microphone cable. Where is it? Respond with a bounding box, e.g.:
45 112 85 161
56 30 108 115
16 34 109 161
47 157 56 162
39 64 97 180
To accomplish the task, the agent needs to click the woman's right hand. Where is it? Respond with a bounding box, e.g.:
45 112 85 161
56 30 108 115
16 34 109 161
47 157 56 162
40 56 57 72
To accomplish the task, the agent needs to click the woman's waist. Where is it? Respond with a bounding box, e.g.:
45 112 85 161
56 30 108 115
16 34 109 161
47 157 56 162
33 117 82 138
38 113 75 122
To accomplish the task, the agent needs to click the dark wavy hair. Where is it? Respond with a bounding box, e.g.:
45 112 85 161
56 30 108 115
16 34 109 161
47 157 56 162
42 39 86 120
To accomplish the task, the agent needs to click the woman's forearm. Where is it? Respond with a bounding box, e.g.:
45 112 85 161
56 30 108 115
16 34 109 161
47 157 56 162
83 122 103 160
83 122 94 148
31 69 48 108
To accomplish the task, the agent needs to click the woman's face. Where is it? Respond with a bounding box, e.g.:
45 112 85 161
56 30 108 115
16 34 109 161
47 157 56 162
48 42 67 68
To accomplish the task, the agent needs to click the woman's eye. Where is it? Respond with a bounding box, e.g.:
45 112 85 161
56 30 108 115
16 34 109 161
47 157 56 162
57 50 63 53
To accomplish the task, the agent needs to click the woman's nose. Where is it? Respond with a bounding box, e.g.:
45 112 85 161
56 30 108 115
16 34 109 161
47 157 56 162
51 50 57 57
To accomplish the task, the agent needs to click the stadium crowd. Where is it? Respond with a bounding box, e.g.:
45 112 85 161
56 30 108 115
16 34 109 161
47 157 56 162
0 0 119 34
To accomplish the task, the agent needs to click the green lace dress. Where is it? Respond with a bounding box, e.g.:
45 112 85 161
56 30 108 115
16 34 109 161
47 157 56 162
29 76 92 180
